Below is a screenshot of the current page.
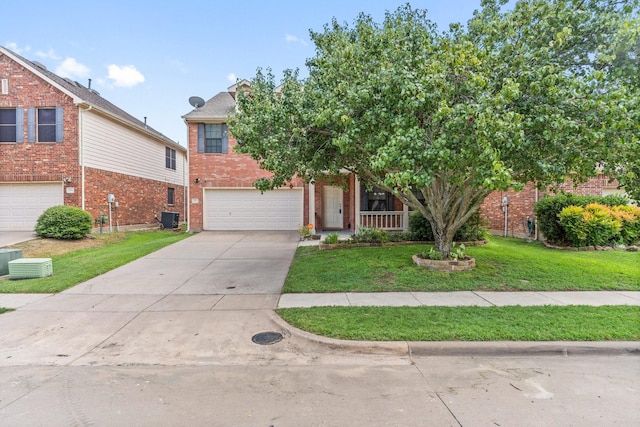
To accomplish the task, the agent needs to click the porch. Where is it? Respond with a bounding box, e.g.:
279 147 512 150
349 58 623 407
308 176 410 233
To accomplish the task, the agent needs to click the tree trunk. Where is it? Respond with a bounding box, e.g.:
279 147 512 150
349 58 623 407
396 175 490 259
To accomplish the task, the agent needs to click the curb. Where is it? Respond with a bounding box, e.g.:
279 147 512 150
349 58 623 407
270 311 640 357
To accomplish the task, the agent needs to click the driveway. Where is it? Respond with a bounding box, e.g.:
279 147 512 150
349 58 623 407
0 231 37 247
0 231 316 366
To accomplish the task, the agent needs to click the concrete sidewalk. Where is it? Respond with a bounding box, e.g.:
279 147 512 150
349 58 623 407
277 290 640 308
3 290 639 310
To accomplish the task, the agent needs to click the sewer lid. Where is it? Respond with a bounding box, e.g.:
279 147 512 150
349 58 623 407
251 332 283 345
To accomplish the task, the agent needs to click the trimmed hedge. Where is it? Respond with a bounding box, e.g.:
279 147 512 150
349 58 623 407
534 193 630 244
35 205 93 240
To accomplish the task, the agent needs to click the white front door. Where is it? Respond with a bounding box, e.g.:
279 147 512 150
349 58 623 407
323 186 343 229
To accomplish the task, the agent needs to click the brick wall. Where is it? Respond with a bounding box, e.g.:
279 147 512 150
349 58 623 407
84 166 184 227
481 176 618 238
0 52 80 201
187 122 304 230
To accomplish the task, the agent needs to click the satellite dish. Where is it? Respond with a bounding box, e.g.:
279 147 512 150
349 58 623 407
189 96 205 109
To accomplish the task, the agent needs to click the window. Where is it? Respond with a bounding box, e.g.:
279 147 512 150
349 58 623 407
361 186 394 211
205 124 223 153
0 109 17 142
167 187 175 205
27 107 63 143
197 123 228 153
37 108 56 142
166 147 176 170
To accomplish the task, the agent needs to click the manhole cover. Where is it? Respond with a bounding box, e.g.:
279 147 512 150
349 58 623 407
251 331 283 345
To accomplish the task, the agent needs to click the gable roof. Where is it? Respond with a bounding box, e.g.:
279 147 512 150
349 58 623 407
0 46 184 151
182 91 235 122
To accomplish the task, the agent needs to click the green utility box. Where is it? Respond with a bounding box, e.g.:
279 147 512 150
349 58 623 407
8 258 53 280
0 249 23 276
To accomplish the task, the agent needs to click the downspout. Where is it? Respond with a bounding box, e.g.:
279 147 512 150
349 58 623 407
185 122 191 232
184 144 189 232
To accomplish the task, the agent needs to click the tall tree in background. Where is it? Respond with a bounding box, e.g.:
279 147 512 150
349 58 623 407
229 0 639 257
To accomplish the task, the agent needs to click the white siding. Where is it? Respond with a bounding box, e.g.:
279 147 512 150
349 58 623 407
82 111 185 185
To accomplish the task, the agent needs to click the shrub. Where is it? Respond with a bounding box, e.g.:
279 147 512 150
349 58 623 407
324 233 340 244
351 227 390 243
409 210 488 242
612 205 640 245
535 192 631 244
558 203 627 247
35 205 93 240
409 211 434 241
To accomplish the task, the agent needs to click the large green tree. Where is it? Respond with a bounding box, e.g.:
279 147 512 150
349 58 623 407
229 0 639 257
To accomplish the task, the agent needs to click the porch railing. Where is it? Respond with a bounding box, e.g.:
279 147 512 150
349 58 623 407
359 211 405 231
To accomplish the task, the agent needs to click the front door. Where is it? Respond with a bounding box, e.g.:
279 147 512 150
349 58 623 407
323 186 343 229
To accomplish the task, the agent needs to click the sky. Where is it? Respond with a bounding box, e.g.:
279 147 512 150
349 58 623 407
2 0 485 146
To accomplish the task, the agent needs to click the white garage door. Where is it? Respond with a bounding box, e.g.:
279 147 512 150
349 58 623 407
0 183 64 231
204 188 303 230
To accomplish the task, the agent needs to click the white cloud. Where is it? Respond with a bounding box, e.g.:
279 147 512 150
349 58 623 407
285 34 307 46
5 42 30 54
227 73 237 83
56 57 90 79
36 48 60 60
106 64 145 87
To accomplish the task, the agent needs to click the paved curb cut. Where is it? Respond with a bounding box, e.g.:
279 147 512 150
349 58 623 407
270 311 640 357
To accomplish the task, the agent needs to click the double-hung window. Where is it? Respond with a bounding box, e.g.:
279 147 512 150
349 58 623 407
37 108 56 142
0 108 19 143
197 123 228 153
166 147 176 170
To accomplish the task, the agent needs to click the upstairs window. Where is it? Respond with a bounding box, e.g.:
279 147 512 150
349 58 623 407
37 108 56 142
0 108 23 143
197 123 228 153
27 107 63 143
166 147 176 170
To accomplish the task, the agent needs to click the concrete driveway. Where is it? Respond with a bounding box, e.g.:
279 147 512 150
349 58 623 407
0 231 37 247
0 231 329 366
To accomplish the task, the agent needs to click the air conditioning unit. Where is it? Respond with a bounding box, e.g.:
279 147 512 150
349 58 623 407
0 249 23 276
8 258 53 280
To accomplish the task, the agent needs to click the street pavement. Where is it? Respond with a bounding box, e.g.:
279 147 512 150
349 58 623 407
0 231 638 426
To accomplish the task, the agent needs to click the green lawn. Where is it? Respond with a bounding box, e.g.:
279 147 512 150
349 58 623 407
283 237 640 293
277 305 640 341
0 231 191 293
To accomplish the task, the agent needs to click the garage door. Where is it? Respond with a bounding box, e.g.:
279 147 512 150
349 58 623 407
0 183 64 231
204 188 303 230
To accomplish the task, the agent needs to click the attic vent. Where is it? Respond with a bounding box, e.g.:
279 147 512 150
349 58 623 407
32 61 48 70
89 88 100 96
1 79 7 95
63 77 79 87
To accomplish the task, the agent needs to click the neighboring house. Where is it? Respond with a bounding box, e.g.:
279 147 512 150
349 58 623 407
0 46 187 232
184 81 623 237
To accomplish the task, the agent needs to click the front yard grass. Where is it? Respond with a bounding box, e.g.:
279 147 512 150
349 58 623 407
277 305 640 341
0 230 191 293
283 237 640 293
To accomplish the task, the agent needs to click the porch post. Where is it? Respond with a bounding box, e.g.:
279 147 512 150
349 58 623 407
308 182 316 234
354 176 361 230
403 203 409 232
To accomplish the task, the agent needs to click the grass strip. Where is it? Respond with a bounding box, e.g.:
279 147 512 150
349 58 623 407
283 237 640 293
0 231 190 293
277 305 640 341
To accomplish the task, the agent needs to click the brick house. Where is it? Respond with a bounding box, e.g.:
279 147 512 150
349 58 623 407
0 46 187 232
184 82 625 237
